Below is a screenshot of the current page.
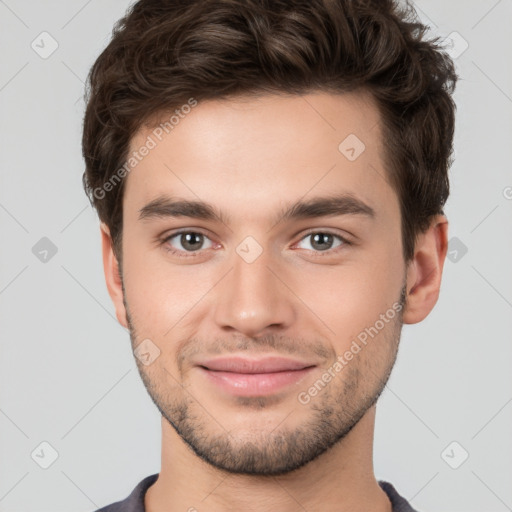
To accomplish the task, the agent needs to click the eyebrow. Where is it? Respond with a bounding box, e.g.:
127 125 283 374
138 193 376 226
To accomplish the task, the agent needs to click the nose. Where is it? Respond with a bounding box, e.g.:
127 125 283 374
213 244 295 339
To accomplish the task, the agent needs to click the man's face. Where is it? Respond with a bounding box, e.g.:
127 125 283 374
116 92 407 475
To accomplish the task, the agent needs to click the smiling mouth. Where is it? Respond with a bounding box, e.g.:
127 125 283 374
196 356 317 396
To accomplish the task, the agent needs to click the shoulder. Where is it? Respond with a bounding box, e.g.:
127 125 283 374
92 473 159 512
378 480 421 512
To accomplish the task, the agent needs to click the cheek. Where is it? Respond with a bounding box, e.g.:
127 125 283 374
122 239 218 339
289 245 404 346
121 240 178 334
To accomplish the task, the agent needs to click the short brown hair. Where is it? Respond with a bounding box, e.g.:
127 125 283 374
82 0 458 264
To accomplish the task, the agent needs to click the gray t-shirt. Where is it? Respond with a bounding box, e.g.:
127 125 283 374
94 473 419 511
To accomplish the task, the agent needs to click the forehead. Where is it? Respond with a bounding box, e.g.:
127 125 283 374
123 91 397 226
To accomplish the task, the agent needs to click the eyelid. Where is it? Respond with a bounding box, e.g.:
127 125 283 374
162 227 213 241
295 227 352 243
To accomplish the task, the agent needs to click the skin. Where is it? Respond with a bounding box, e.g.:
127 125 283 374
100 91 448 512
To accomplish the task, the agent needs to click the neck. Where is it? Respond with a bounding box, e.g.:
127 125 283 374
145 405 392 512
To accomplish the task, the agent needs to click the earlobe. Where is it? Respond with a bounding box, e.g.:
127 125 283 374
100 222 128 329
402 215 449 325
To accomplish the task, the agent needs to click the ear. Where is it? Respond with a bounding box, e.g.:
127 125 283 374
402 214 449 324
100 222 128 329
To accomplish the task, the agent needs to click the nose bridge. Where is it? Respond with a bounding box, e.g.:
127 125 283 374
213 238 294 336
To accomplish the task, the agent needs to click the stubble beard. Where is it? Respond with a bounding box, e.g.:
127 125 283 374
123 279 406 476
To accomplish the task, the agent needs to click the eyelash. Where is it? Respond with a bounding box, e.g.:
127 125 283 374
161 229 352 259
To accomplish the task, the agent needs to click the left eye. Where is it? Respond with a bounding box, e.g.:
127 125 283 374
296 232 346 252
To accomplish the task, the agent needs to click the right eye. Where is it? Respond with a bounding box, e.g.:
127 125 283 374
162 230 215 257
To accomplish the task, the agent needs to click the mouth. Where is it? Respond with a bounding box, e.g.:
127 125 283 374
196 356 316 397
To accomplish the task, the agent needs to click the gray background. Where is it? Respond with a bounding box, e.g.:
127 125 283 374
1 0 511 511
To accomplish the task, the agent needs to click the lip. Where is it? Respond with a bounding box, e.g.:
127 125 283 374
197 356 316 396
199 356 313 373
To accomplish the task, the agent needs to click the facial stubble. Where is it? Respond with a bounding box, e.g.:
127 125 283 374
122 275 406 476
